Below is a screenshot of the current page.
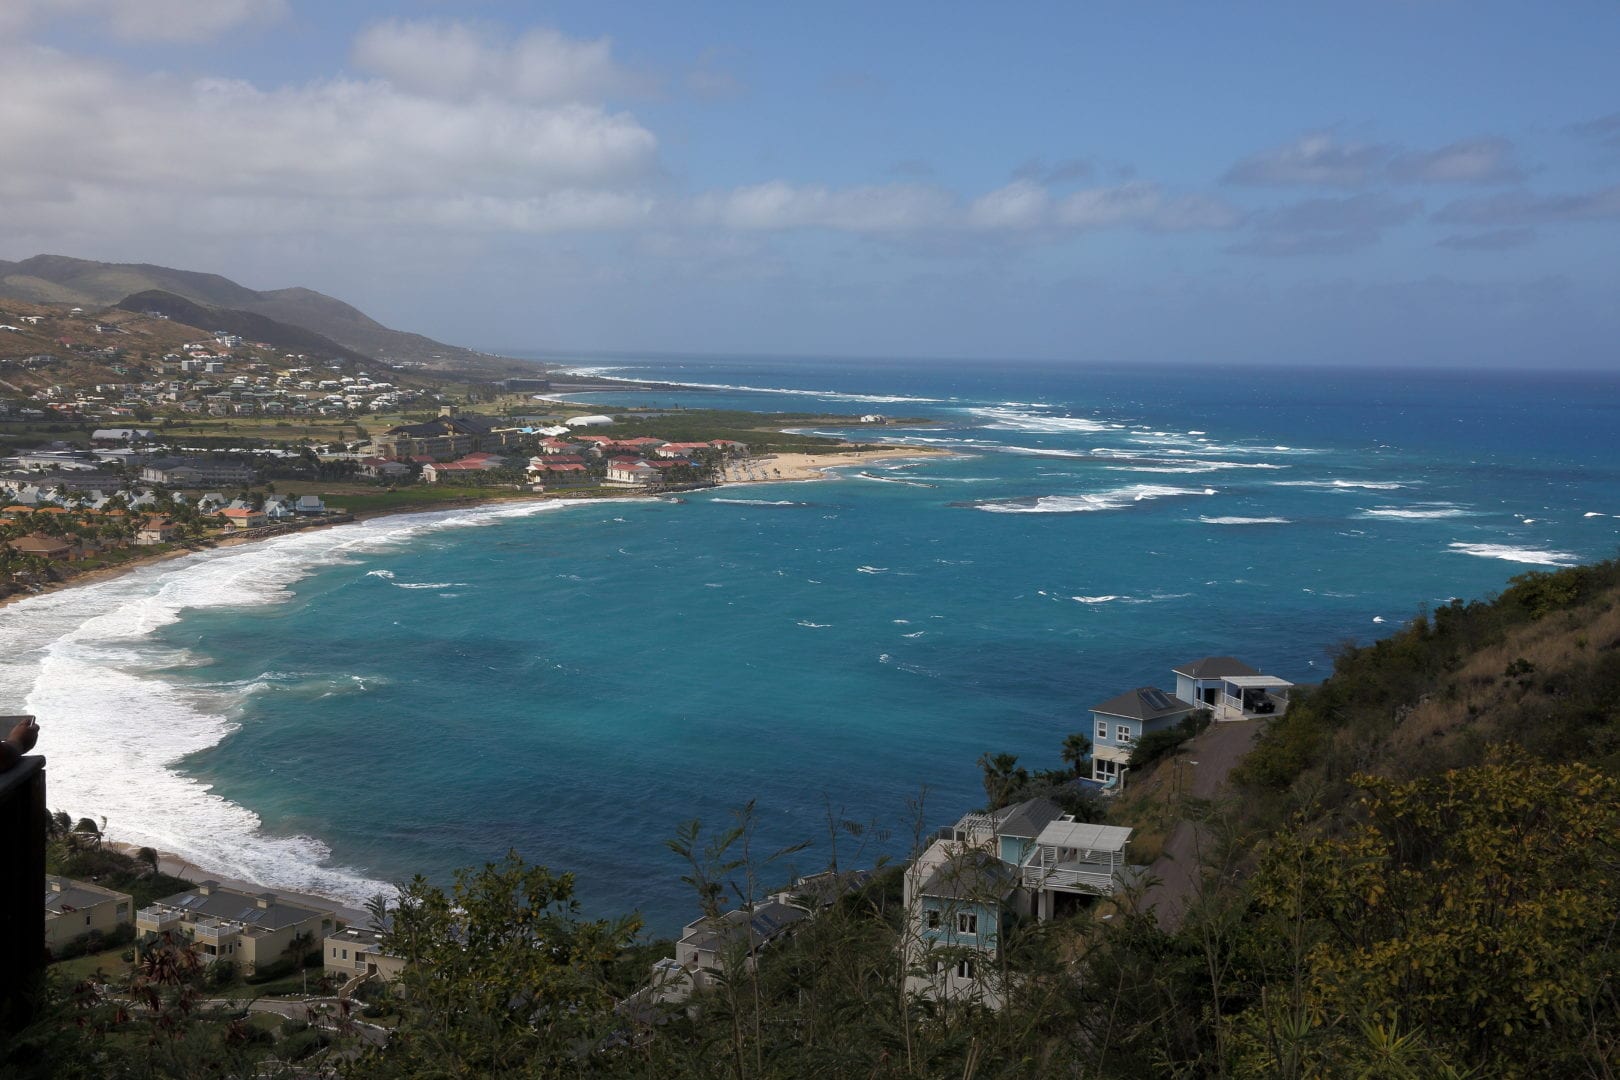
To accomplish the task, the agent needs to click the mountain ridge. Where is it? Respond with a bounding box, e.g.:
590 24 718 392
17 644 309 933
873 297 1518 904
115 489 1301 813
0 254 533 375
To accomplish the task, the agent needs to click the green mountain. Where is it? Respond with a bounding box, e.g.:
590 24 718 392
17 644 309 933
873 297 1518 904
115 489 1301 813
0 254 524 373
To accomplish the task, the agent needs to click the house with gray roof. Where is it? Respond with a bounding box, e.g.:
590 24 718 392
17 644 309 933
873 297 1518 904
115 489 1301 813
1172 656 1293 720
45 876 132 953
1089 687 1195 786
136 881 339 974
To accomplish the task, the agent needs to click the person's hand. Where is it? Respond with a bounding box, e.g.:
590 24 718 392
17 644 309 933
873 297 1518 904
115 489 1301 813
1 716 39 771
8 717 39 753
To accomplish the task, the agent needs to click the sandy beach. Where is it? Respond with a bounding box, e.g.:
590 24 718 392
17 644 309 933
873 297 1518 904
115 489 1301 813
721 446 948 482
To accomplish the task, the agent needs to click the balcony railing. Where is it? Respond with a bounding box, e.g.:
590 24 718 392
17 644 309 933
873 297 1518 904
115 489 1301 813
1019 864 1119 895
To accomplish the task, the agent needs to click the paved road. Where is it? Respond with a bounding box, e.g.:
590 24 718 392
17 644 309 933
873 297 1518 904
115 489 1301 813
1136 720 1261 930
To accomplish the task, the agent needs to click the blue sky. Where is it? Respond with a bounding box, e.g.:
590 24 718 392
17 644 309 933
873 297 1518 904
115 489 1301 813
4 1 1618 368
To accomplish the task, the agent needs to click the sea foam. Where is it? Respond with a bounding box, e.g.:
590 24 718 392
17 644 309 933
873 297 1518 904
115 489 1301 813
974 485 1217 514
0 498 610 906
1447 542 1577 566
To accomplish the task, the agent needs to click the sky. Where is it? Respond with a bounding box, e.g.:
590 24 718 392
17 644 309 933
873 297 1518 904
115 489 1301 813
3 1 1618 369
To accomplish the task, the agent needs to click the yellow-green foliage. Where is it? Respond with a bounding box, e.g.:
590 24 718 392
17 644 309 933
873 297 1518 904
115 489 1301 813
1233 751 1619 1078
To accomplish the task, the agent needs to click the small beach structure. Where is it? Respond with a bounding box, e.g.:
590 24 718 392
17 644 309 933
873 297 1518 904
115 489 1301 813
1172 656 1292 720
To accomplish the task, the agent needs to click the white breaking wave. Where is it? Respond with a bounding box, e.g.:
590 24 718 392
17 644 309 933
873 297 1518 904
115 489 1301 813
975 485 1217 514
0 497 618 907
1583 511 1605 518
971 406 1117 434
796 620 831 628
1199 516 1292 525
1274 479 1410 491
710 498 808 507
1106 459 1289 474
1360 506 1471 520
1448 542 1578 566
599 375 942 404
857 565 889 574
368 568 469 589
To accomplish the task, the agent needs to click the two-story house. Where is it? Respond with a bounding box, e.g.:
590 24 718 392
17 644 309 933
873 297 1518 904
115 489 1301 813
1089 687 1195 786
136 881 338 975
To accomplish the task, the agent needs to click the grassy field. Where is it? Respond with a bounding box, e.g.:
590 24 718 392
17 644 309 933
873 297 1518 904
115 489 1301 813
51 945 135 983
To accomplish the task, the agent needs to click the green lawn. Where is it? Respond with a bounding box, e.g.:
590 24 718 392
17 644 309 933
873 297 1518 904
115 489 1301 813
51 945 134 983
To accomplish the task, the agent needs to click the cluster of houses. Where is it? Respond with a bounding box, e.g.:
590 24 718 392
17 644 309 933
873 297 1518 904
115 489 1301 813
358 411 750 491
45 874 400 987
7 311 439 421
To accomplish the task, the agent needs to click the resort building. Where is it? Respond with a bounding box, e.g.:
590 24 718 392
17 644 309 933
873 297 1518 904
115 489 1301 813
1089 687 1195 786
1172 656 1293 721
324 925 406 985
605 457 660 485
6 534 77 560
219 507 268 530
135 517 179 545
45 876 133 952
136 881 339 975
372 414 499 459
140 457 258 486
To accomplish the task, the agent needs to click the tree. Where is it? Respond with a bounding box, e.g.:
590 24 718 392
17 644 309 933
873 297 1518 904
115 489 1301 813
1237 748 1620 1077
364 851 641 1078
1061 731 1092 777
976 751 1029 811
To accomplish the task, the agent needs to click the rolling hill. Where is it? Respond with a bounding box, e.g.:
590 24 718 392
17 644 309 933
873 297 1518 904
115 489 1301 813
0 254 531 375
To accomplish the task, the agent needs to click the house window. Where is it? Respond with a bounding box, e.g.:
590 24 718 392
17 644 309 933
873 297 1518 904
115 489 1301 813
926 910 940 930
957 913 978 934
341 949 348 960
1095 720 1108 741
1116 725 1133 744
1096 759 1118 778
955 958 975 980
332 947 338 957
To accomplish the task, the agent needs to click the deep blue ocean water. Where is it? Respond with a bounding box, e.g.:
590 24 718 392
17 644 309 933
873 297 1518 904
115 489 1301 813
5 356 1617 934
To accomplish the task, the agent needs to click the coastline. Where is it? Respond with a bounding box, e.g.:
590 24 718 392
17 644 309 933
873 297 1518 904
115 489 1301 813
1 444 950 613
18 443 949 916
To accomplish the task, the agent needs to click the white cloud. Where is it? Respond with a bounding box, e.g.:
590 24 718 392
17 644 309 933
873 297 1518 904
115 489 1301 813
0 45 658 235
1388 138 1523 184
1224 133 1393 187
8 0 287 43
351 19 641 104
695 182 956 232
969 181 1051 229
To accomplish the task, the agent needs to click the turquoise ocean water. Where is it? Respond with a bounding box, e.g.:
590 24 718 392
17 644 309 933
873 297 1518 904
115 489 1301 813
4 357 1617 933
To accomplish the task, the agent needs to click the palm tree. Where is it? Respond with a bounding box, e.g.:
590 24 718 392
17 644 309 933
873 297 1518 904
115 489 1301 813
976 752 1029 811
1061 732 1092 777
72 816 104 850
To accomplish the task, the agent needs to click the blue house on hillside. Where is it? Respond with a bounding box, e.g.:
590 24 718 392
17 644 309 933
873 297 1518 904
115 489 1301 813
1089 687 1195 785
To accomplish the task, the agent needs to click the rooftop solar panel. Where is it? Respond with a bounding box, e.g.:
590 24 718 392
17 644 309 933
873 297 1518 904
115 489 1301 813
1141 688 1173 711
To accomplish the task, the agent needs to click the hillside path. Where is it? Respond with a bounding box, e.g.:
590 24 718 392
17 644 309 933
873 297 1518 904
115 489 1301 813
1136 719 1261 930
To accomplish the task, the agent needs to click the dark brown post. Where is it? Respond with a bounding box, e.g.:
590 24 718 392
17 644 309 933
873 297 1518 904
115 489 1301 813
0 724 46 1029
